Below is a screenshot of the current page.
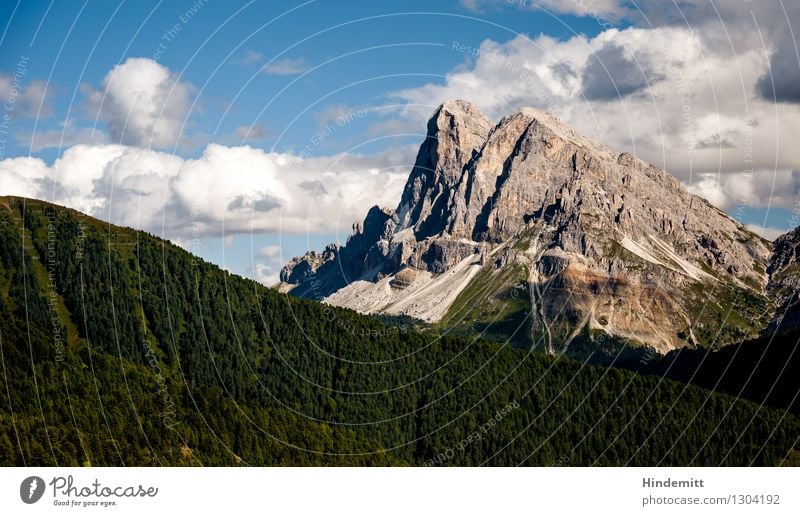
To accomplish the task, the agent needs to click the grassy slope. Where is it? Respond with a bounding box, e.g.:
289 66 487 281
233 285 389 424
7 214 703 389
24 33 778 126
437 263 532 349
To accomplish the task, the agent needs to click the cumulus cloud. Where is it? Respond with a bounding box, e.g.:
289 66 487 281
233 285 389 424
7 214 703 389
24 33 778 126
250 262 280 286
685 169 800 213
462 0 800 105
581 42 661 100
0 156 51 198
0 144 184 228
248 245 286 286
172 144 291 226
0 142 413 240
83 57 194 147
391 25 800 214
757 25 800 103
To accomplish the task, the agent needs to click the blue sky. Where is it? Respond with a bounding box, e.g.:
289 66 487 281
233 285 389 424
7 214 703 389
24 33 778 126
0 0 618 160
1 0 798 283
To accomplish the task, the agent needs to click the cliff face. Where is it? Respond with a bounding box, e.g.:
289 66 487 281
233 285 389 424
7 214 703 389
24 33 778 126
768 226 800 332
280 100 778 354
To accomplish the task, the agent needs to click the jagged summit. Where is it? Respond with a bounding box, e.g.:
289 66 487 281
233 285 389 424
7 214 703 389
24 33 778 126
280 100 780 355
394 99 493 238
434 98 492 126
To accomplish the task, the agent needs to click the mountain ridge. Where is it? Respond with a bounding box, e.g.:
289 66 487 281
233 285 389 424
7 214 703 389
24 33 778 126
280 100 791 355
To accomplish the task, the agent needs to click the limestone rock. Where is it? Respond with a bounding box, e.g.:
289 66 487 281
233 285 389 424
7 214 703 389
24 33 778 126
768 226 800 332
280 100 780 353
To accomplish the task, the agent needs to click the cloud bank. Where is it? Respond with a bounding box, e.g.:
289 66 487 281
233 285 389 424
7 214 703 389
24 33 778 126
392 22 800 213
0 142 412 242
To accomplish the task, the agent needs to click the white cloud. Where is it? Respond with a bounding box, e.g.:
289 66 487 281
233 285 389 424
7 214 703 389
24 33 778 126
172 144 411 235
685 170 800 212
391 26 800 213
0 73 54 118
0 156 51 198
16 119 109 151
250 262 279 286
2 144 185 229
0 142 413 240
258 245 281 257
746 224 789 242
232 50 263 66
84 57 194 147
262 58 308 76
460 0 628 20
234 123 270 142
173 144 291 226
249 245 284 286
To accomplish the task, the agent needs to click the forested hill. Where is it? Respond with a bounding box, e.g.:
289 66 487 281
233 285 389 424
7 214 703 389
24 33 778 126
1 196 798 466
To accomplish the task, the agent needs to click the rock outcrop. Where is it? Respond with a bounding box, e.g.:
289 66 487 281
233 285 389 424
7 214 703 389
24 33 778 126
280 100 778 354
768 226 800 332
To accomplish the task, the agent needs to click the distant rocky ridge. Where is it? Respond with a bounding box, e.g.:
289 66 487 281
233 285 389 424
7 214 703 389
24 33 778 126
768 226 800 333
280 100 794 354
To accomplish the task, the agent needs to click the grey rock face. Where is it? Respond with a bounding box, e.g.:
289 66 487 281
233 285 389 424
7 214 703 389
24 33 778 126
768 226 800 332
280 100 778 352
395 99 493 239
280 250 327 284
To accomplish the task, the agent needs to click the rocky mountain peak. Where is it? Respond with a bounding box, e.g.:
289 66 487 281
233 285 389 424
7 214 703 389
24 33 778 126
280 100 777 354
394 99 493 238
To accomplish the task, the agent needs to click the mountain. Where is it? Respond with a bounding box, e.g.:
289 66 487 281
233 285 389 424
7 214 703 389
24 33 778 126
2 196 798 466
280 100 776 355
768 226 800 333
